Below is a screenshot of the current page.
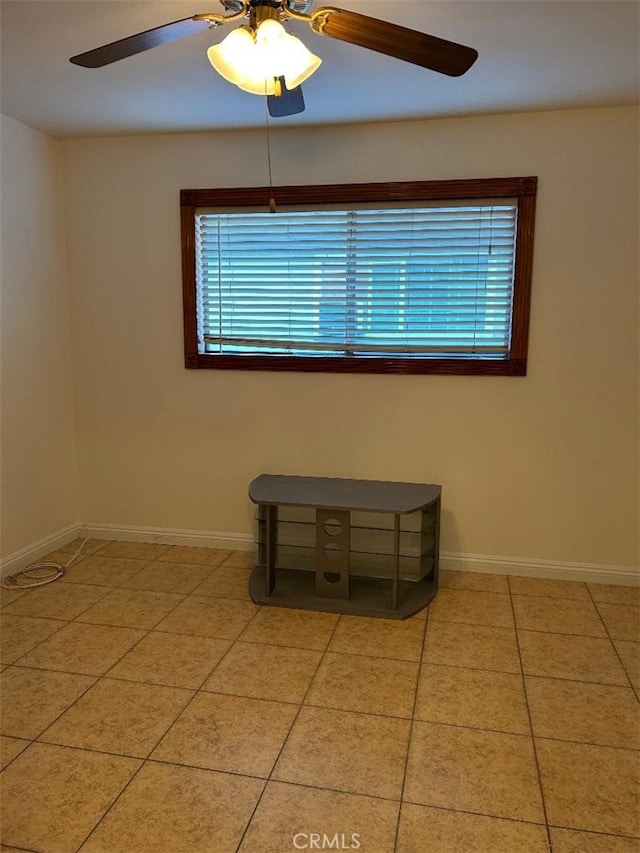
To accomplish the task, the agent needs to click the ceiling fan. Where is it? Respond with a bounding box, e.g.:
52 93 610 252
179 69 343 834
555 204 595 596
70 0 478 118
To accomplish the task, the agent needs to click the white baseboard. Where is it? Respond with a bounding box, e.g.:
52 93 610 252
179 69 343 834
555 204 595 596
0 523 83 579
86 523 255 552
440 551 639 586
3 522 638 587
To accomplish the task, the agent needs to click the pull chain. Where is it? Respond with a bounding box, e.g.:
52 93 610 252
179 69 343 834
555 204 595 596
265 96 277 213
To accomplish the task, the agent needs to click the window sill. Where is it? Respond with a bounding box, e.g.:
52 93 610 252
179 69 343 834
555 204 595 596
186 353 527 376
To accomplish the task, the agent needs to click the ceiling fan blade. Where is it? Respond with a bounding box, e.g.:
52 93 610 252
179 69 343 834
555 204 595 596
310 7 477 77
267 78 305 117
69 17 212 68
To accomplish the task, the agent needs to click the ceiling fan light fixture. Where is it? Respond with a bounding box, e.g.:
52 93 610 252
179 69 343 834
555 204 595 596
255 19 321 90
207 27 259 87
207 18 321 96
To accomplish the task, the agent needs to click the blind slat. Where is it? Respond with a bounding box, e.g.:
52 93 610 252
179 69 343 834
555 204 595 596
196 203 517 358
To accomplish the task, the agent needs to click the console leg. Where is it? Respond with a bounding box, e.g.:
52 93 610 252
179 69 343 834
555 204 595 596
392 513 400 609
265 504 277 596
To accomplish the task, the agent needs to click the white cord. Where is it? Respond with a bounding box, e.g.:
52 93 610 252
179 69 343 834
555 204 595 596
0 531 91 590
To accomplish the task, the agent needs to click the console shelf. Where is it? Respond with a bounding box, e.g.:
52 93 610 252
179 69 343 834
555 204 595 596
248 474 441 620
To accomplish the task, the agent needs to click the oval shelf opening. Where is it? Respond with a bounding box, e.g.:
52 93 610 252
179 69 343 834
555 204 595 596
323 571 342 585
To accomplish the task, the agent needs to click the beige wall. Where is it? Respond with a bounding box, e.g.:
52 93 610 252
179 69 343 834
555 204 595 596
0 115 79 557
61 106 639 569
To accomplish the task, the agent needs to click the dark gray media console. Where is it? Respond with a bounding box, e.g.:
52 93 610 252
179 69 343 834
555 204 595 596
249 474 441 620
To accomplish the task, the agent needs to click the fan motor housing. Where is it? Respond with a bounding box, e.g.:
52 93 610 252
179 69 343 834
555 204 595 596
247 0 315 11
220 0 247 12
284 0 315 10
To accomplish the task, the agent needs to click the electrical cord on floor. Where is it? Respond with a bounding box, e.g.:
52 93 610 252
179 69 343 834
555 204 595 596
0 531 91 590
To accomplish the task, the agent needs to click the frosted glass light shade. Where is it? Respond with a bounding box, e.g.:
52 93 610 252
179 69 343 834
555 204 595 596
207 27 264 89
207 19 321 96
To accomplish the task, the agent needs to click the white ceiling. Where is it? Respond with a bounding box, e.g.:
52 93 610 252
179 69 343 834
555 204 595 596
1 0 638 137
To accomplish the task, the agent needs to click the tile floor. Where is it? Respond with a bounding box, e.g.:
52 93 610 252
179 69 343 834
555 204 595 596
0 540 639 853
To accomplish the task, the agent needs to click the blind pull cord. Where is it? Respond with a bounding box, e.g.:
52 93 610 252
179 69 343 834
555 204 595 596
265 94 277 213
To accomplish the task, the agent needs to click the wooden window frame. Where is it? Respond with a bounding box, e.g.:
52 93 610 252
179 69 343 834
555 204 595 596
181 177 537 376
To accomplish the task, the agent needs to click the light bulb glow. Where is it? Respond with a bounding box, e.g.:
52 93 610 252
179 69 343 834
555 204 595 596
207 20 321 96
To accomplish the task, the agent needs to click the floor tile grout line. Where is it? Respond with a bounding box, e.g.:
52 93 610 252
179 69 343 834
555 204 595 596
75 592 192 674
514 623 619 639
20 551 281 849
419 657 633 688
4 574 208 767
299 683 418 723
146 755 407 806
89 624 266 761
3 624 417 681
3 740 146 853
2 661 137 680
114 606 269 789
189 630 269 694
65 547 245 852
36 536 109 569
16 673 101 744
585 586 640 704
4 635 632 690
437 587 512 597
69 568 259 636
4 616 73 669
440 583 626 606
398 706 640 751
35 679 196 756
7 580 205 749
10 738 638 841
173 636 240 694
63 556 159 589
149 594 262 637
509 586 589 602
3 583 115 625
238 630 424 653
233 612 345 853
506 575 554 853
8 660 636 756
69 577 196 630
113 552 229 594
118 552 251 601
298 644 422 665
68 543 230 593
545 822 640 841
113 591 264 694
533 735 640 755
32 735 156 764
0 736 33 774
63 570 219 596
0 589 31 609
399 796 548 828
70 757 147 852
584 593 640 611
0 842 37 853
452 574 640 606
5 593 628 689
392 605 430 852
428 614 613 640
260 611 343 739
3 623 417 666
4 557 261 685
520 669 637 689
68 595 261 634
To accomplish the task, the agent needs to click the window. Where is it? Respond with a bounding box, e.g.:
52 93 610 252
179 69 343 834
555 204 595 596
181 178 536 375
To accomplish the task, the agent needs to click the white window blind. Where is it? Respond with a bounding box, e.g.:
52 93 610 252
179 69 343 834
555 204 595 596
195 202 518 359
